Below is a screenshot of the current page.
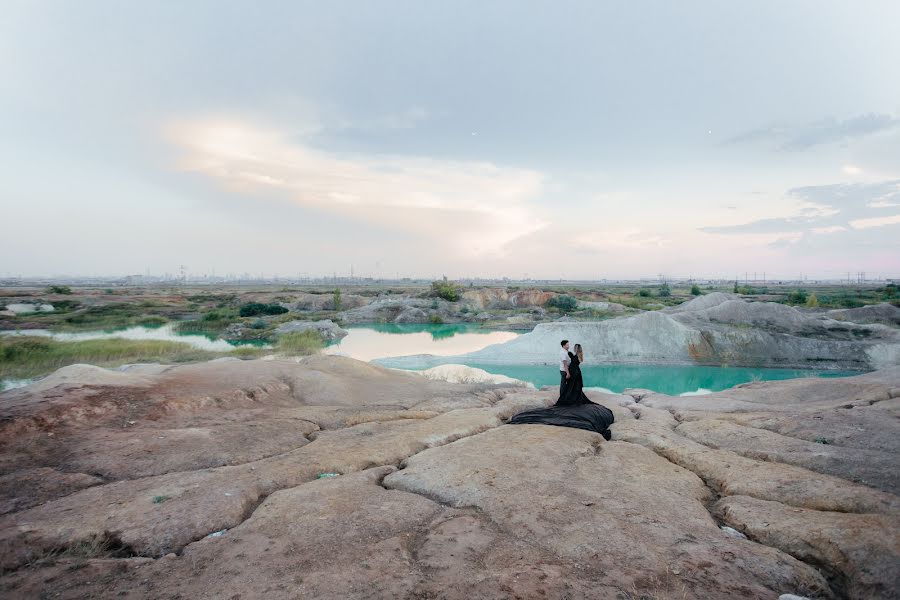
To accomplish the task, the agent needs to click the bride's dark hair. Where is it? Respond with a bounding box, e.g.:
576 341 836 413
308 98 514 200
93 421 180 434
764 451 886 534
573 343 584 362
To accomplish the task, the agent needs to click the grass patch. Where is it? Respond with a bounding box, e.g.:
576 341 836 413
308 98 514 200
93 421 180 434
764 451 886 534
0 335 264 380
275 330 325 355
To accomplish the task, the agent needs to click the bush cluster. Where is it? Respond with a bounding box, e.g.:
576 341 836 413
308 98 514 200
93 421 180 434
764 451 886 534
548 294 578 312
239 303 289 317
431 281 461 302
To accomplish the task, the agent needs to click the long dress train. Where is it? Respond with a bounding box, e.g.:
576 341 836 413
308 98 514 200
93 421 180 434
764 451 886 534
509 351 614 439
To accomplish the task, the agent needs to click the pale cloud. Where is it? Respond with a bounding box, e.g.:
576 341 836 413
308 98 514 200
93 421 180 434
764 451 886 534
849 214 900 229
842 165 863 175
702 179 900 237
723 113 900 151
811 225 847 234
165 117 547 258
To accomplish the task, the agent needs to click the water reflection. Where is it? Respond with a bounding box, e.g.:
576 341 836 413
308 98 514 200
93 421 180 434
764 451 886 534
325 324 519 362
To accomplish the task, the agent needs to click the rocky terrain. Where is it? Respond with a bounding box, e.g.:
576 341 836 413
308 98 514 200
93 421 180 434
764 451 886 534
385 294 900 371
0 356 897 599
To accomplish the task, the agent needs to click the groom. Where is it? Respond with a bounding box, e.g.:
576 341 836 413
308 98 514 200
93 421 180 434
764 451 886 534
559 339 571 399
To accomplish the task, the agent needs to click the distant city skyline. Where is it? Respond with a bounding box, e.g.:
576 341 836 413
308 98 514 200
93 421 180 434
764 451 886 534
2 2 899 278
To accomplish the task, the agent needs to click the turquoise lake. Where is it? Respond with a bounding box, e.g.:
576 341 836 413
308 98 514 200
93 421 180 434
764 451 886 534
329 324 863 396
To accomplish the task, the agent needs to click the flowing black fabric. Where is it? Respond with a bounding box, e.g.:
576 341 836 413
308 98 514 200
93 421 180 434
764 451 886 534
508 403 614 439
509 352 615 439
558 351 591 406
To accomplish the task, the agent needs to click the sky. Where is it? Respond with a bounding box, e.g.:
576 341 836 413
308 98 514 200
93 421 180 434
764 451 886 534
2 1 899 280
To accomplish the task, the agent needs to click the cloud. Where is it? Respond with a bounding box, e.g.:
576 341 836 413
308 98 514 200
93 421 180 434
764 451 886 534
700 179 900 242
164 117 547 257
849 214 900 229
722 113 899 151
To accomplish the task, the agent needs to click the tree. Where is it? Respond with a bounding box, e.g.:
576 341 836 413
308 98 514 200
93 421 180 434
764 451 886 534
657 283 671 297
332 288 342 312
46 285 72 295
690 284 702 296
733 281 739 293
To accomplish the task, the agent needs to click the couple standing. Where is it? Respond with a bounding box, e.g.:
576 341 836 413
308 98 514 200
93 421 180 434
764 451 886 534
508 337 614 439
557 339 591 405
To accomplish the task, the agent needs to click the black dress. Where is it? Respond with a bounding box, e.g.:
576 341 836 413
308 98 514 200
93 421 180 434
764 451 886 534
509 352 614 439
558 351 591 406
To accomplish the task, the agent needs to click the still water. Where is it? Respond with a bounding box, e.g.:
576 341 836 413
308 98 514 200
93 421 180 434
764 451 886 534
325 323 519 361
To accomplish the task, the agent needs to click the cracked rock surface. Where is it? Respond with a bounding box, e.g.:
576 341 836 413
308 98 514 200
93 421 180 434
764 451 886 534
0 357 898 599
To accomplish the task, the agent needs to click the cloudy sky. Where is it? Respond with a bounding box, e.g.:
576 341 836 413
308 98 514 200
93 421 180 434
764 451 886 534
2 1 899 280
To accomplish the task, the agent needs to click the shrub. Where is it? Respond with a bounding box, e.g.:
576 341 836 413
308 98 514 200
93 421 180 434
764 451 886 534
249 318 267 329
638 289 651 297
459 305 470 314
657 283 671 297
883 284 897 300
786 289 808 305
275 331 324 355
548 295 578 312
429 314 444 324
239 303 289 317
46 285 72 295
431 280 461 302
332 288 342 312
805 293 819 308
690 284 702 296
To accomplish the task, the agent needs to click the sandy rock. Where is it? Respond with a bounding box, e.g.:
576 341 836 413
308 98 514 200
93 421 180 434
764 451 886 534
417 364 532 387
385 425 831 599
716 495 900 600
825 302 900 326
614 415 899 515
677 418 900 495
461 288 556 310
0 468 103 515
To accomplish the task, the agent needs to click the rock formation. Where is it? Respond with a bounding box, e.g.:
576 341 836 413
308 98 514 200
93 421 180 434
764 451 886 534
273 319 348 341
0 357 897 598
385 293 900 371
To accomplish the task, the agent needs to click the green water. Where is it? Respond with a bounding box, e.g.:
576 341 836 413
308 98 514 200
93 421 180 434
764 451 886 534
372 358 864 396
332 324 863 395
433 363 861 395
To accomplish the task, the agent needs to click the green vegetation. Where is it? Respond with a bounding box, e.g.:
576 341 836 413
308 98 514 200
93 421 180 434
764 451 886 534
0 335 263 380
152 495 171 504
239 302 289 317
332 288 342 312
274 330 325 355
786 289 808 305
429 314 444 324
638 289 651 297
657 283 671 297
46 285 72 295
548 294 578 312
431 280 461 302
690 284 702 296
805 293 819 308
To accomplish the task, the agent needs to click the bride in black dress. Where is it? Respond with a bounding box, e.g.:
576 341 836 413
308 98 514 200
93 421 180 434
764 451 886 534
509 343 614 439
558 343 592 406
